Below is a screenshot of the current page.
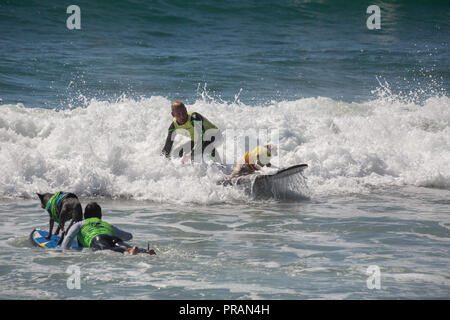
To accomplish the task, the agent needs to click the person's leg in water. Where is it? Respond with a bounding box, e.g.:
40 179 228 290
90 234 155 255
110 236 156 255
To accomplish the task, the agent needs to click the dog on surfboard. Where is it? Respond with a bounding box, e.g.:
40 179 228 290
37 192 83 245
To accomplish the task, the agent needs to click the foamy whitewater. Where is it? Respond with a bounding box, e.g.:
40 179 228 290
1 94 449 202
1 95 449 299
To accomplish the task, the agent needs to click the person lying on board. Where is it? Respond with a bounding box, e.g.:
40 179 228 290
229 144 277 179
61 202 155 255
161 101 222 163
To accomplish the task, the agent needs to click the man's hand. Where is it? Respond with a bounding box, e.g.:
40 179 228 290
181 153 192 164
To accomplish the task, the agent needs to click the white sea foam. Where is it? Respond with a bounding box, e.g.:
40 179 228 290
0 94 449 202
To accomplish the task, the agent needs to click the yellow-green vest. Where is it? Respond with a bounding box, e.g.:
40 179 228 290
172 112 217 141
244 146 271 168
77 218 114 248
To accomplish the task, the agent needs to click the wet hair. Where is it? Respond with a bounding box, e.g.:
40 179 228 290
84 202 102 219
171 101 186 111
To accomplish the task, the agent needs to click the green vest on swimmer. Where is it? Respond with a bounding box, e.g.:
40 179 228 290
172 112 218 141
77 218 114 248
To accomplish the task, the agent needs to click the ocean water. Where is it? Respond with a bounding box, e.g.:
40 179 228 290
0 0 449 299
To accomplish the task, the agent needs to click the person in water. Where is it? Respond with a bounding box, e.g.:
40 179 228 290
229 144 276 179
161 101 221 163
61 202 156 255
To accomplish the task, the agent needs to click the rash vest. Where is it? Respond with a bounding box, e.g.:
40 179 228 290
77 218 114 248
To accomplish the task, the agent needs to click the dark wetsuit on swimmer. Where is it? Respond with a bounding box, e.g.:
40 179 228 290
161 112 221 161
61 218 147 253
89 234 144 253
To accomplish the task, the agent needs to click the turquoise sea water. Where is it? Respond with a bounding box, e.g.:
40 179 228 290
1 0 448 107
0 0 449 299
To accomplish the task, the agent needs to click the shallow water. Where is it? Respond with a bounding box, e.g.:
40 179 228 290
1 185 449 299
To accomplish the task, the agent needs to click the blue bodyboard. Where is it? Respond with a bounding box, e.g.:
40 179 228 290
30 228 82 251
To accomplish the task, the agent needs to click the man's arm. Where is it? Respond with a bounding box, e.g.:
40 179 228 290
191 112 218 131
61 221 83 249
161 123 176 158
189 113 205 154
112 225 133 241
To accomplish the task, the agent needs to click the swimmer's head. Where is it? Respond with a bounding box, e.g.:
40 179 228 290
171 101 188 125
84 202 102 220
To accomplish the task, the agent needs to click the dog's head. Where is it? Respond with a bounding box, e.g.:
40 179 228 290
37 193 53 210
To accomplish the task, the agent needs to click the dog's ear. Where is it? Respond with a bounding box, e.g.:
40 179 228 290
36 193 45 207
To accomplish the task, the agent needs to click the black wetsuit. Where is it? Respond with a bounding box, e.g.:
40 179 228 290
90 235 149 253
90 234 131 253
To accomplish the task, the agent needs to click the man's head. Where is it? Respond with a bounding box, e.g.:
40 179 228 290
171 101 188 125
84 202 102 220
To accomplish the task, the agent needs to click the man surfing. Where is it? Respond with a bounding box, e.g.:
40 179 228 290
161 101 222 163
